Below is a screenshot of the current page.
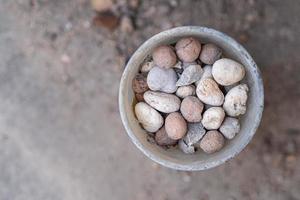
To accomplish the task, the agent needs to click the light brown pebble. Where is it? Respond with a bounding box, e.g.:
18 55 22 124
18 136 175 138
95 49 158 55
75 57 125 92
152 45 177 68
212 58 245 86
175 37 201 62
140 61 154 73
143 91 180 113
201 107 225 130
165 112 187 140
200 130 225 154
180 96 204 122
176 85 196 98
155 126 177 146
199 43 222 64
196 78 224 106
132 74 148 93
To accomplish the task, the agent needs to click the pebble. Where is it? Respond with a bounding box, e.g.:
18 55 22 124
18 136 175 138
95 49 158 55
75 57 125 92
180 96 204 122
173 61 182 69
195 65 213 86
91 0 113 12
201 107 225 130
179 139 195 154
132 74 148 93
155 126 177 146
199 43 222 64
140 61 155 73
183 122 206 146
175 37 201 62
200 130 225 154
212 58 245 86
176 85 196 98
152 45 177 68
147 66 178 93
135 93 144 102
219 117 240 139
196 78 224 106
176 64 203 86
135 102 163 132
143 91 180 113
165 112 187 140
223 84 249 116
120 16 134 33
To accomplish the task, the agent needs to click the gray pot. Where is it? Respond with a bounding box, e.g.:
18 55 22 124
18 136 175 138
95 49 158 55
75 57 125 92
119 26 264 171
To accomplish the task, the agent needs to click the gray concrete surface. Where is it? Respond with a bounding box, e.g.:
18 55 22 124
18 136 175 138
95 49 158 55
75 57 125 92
0 0 299 200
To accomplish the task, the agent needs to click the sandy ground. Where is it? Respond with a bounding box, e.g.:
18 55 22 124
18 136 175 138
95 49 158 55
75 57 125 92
0 0 299 199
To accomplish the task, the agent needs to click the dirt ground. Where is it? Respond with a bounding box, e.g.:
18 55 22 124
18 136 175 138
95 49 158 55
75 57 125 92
0 0 299 199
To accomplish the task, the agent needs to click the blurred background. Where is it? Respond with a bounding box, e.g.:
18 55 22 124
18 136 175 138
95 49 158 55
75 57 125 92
0 0 299 199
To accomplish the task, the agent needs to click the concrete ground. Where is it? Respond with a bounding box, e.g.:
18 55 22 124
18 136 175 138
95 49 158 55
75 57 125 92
0 0 299 199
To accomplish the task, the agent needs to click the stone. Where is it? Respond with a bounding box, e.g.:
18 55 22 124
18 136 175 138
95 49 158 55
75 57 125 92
183 122 206 146
165 112 187 140
195 65 212 86
201 107 225 130
196 78 224 106
175 37 201 62
132 73 148 93
199 43 222 64
176 64 203 86
223 84 249 116
135 102 163 132
180 96 204 122
143 91 180 113
179 139 195 154
212 58 245 86
147 66 178 93
200 130 225 154
175 85 196 98
140 61 155 73
152 45 177 68
219 117 240 139
155 126 177 146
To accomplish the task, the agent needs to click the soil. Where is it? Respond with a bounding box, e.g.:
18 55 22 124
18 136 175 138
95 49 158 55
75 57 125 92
0 0 299 199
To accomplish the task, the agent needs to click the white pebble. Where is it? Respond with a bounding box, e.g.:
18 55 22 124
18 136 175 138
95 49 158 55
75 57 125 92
212 58 245 86
196 78 224 106
144 91 180 113
201 107 225 130
219 117 240 139
147 66 178 93
175 85 196 98
223 84 249 116
135 102 163 132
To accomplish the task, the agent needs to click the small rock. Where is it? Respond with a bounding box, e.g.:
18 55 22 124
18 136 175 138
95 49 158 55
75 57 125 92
173 61 183 69
155 126 177 146
196 78 224 106
135 93 144 102
219 117 240 139
91 0 113 12
176 85 196 98
212 58 245 86
180 96 204 122
135 102 163 132
195 65 213 86
92 11 119 31
165 112 187 140
179 139 195 154
200 130 225 154
140 61 154 73
176 64 203 86
147 66 178 93
132 74 148 93
183 122 206 145
199 43 222 64
223 84 249 116
201 107 225 130
120 16 134 33
175 37 201 62
143 91 180 113
152 45 177 68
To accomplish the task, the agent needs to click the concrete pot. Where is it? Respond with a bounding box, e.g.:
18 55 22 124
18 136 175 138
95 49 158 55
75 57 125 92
119 26 264 171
